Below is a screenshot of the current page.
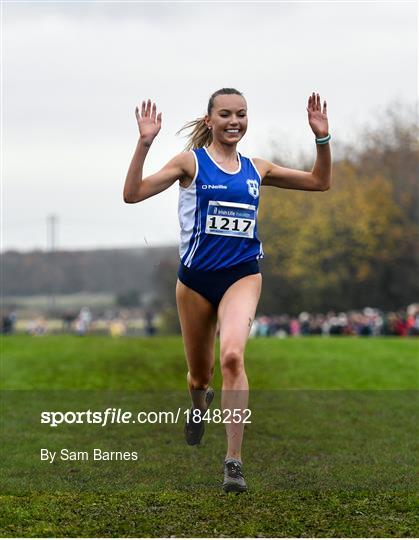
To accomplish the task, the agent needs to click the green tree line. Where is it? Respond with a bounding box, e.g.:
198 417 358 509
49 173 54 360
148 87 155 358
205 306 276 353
258 102 418 314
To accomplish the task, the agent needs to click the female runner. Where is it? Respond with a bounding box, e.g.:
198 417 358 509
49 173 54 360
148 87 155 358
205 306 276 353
123 88 331 492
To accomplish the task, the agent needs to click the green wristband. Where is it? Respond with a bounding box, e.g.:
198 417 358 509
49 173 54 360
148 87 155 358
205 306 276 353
315 133 331 145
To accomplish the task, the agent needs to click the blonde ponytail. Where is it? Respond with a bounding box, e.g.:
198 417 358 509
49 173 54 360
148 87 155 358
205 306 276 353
176 88 244 152
176 117 212 151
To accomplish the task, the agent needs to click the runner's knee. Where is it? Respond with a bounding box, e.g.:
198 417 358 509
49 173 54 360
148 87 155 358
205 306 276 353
220 348 244 376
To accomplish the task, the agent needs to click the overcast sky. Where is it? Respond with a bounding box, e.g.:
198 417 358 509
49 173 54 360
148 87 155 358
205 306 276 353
2 0 417 252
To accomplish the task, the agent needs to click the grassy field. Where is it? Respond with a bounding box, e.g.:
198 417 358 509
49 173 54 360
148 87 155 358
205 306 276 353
0 335 418 537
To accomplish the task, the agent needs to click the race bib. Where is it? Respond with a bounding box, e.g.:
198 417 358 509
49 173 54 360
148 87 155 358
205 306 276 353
205 201 256 239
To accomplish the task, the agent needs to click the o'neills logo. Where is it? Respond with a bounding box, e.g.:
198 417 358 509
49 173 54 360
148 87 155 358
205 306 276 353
202 184 228 190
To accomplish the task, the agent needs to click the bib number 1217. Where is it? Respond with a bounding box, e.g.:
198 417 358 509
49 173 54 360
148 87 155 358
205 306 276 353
205 201 256 239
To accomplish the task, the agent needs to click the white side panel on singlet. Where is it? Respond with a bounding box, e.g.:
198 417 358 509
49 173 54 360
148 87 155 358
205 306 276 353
178 151 199 260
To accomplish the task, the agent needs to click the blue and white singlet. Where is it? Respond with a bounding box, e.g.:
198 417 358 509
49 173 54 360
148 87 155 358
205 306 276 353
178 147 264 271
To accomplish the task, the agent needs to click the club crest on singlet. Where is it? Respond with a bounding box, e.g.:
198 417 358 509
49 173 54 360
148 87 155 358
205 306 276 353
246 179 259 199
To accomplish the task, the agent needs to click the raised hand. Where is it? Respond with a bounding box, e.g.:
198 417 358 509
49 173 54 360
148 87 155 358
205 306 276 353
306 92 329 138
135 99 162 144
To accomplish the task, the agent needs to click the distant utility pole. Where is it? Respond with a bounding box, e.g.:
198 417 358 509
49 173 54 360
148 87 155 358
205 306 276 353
47 214 58 252
47 214 59 312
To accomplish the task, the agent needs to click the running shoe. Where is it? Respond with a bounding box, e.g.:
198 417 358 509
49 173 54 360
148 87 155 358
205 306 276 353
184 387 214 446
222 458 247 493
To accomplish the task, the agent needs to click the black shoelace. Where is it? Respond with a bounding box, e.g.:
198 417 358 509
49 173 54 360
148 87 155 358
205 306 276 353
226 462 244 479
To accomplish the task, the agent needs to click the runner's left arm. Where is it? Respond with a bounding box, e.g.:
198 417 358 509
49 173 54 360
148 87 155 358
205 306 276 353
253 92 331 191
253 144 331 192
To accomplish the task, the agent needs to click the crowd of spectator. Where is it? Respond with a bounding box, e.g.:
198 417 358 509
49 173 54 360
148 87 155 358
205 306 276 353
2 304 418 338
249 304 419 337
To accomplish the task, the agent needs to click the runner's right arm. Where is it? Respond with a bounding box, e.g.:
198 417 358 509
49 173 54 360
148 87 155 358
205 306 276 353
123 99 192 203
123 146 190 203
